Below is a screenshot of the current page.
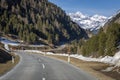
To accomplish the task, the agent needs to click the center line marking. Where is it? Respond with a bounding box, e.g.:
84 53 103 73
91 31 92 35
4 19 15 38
42 64 45 69
42 77 46 80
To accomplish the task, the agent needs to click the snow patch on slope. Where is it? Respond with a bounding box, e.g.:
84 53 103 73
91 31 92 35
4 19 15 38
0 37 20 46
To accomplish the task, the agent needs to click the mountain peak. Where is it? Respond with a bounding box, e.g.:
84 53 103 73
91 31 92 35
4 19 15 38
68 11 88 19
68 11 108 31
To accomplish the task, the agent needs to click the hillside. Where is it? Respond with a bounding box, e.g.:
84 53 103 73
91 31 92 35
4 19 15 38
81 12 120 57
104 12 120 31
0 0 87 45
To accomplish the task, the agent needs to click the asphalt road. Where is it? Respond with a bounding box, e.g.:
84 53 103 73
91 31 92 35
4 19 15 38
0 51 97 80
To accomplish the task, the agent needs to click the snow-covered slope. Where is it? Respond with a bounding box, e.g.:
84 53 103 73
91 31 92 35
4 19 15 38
0 37 20 46
68 11 108 31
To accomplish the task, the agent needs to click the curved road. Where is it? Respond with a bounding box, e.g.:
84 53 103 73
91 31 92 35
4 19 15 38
0 51 97 80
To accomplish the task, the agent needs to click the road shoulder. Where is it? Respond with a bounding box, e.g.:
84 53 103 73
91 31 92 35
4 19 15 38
46 55 115 80
0 52 20 76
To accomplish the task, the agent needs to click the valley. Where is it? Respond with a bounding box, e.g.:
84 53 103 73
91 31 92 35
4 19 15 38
0 0 120 80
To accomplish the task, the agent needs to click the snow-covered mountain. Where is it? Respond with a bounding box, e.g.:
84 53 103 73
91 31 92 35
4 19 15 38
68 11 108 31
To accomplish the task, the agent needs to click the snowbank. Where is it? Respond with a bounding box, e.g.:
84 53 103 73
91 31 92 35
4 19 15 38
4 44 9 51
21 50 120 67
112 51 120 67
100 56 113 64
71 53 120 66
24 50 44 54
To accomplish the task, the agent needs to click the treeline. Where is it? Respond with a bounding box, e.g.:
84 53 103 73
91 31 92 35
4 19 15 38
0 0 87 44
65 39 85 54
81 23 120 57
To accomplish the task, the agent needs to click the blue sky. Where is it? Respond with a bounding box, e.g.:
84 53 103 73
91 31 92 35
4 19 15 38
48 0 120 17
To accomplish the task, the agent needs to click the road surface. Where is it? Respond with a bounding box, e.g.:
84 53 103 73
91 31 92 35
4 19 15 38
0 51 97 80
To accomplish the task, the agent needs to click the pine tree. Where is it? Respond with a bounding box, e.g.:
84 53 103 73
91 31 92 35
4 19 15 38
105 33 116 56
98 32 106 56
105 23 120 56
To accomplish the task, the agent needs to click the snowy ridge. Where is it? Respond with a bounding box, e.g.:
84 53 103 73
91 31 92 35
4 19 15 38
68 11 108 31
107 10 120 22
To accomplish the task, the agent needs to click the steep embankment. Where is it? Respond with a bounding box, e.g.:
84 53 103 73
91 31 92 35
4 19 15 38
0 48 12 63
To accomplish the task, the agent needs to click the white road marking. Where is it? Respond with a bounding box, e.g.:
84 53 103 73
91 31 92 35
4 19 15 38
42 77 46 80
42 64 45 69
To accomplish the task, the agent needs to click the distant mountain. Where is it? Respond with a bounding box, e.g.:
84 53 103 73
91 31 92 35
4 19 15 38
0 0 87 45
68 12 108 32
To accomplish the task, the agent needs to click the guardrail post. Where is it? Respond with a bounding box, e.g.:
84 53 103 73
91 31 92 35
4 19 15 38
12 56 14 64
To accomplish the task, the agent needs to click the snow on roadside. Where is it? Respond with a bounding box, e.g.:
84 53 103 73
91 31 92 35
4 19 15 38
113 51 120 67
1 37 120 67
100 56 113 64
71 52 120 66
23 50 44 54
22 50 120 67
4 44 10 51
